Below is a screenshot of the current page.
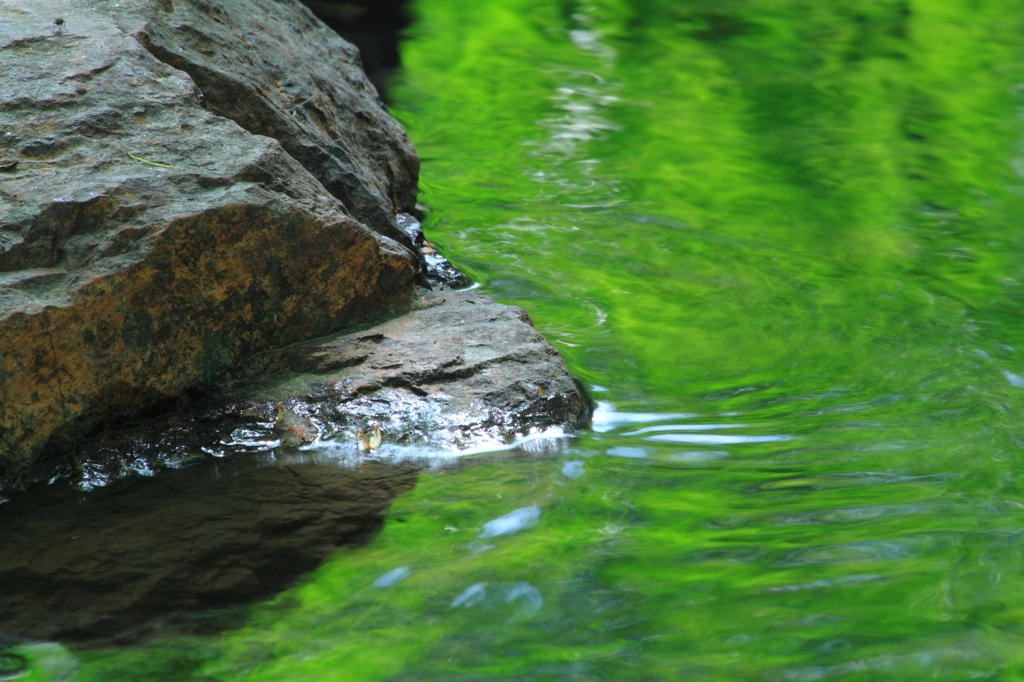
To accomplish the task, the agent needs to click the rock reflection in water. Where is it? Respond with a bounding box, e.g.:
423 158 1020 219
0 456 418 647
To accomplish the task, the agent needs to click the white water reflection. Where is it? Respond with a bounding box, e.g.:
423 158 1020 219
624 424 748 435
505 581 543 618
646 434 793 445
671 450 728 464
592 402 696 432
479 506 541 538
451 583 487 608
448 581 543 619
373 566 411 589
1002 369 1024 388
454 426 570 456
768 574 883 593
606 446 648 459
561 461 586 478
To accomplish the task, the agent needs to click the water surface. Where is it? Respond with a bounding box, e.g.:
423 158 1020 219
24 0 1024 679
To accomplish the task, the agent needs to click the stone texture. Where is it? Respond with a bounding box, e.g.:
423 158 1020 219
0 455 419 645
231 288 593 453
53 288 593 491
123 0 422 246
0 0 420 474
296 0 413 97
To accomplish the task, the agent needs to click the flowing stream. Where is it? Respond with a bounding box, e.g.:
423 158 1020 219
18 0 1024 679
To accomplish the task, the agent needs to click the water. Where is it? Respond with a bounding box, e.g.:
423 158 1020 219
18 0 1024 678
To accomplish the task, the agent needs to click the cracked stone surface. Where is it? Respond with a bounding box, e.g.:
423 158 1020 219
0 0 422 474
120 0 422 247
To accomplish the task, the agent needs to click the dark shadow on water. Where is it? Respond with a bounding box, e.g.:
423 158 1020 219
0 455 418 647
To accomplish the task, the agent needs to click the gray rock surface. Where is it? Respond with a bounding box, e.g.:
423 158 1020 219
0 0 421 475
122 0 421 245
226 288 593 454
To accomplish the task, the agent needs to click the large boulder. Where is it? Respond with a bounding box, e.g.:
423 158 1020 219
0 0 420 476
231 288 594 454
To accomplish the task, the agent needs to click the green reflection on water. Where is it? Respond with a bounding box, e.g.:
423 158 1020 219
63 0 1024 679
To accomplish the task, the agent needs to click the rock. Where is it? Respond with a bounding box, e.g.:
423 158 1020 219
0 0 421 476
296 0 413 98
0 0 590 483
229 288 592 453
124 0 421 246
52 288 593 490
0 455 419 645
397 213 472 289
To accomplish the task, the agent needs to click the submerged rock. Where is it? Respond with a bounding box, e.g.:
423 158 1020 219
0 455 418 646
0 0 421 476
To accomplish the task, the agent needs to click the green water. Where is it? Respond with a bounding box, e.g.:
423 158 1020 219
26 0 1024 679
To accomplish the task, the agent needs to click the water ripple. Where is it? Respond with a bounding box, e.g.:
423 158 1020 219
479 506 541 538
645 433 793 445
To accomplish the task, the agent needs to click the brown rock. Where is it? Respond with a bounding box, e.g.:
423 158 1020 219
0 0 420 475
42 289 592 491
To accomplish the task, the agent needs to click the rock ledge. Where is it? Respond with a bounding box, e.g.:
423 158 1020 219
61 288 593 490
